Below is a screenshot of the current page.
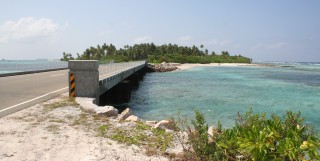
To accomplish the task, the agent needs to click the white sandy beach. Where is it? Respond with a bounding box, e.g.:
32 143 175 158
177 63 260 70
0 93 174 161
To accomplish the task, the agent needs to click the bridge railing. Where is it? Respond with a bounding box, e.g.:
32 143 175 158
99 61 146 79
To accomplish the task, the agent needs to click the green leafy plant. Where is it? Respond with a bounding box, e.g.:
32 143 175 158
174 111 224 161
219 110 320 160
189 111 218 160
176 110 320 161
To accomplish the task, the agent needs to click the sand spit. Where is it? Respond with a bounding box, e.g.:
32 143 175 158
177 63 262 70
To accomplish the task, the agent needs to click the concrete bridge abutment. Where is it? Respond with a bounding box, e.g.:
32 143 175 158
68 60 99 98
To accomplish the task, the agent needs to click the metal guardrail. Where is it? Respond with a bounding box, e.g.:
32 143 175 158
0 61 68 74
99 61 146 78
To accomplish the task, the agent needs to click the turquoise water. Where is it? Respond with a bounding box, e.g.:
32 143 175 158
0 60 67 74
129 63 320 131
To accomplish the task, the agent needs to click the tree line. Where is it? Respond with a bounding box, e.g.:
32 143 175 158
61 43 252 64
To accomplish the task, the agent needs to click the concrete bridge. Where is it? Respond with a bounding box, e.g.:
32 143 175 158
68 60 147 105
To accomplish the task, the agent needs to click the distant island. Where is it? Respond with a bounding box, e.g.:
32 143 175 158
61 43 252 64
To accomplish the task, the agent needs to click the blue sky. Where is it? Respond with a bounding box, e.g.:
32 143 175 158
0 0 319 62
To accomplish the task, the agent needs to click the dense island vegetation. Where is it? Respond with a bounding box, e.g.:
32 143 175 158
61 43 252 64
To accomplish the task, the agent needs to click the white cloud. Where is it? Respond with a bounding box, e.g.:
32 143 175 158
0 17 61 43
179 35 191 41
133 36 151 43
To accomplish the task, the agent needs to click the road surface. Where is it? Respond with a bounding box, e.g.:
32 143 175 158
0 70 68 113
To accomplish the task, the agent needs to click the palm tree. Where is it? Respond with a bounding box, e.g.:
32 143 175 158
205 49 208 55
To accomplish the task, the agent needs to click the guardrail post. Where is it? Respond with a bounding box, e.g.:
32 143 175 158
68 60 99 98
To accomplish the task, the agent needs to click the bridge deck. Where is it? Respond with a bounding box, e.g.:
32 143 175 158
97 61 146 96
68 60 146 105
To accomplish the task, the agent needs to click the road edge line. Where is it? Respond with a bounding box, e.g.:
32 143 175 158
0 87 68 118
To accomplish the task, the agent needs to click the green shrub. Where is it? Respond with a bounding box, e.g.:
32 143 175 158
177 110 320 161
189 111 223 160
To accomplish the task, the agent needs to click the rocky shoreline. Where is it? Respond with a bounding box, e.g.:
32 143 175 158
147 62 180 72
76 97 175 130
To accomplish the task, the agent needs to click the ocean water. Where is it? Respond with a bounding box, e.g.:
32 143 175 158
0 59 67 74
129 62 320 131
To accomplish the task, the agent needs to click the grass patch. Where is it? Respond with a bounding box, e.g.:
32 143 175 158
13 116 35 122
97 121 174 155
150 128 173 151
46 124 60 134
36 116 47 122
93 114 109 122
110 128 144 145
49 119 65 123
43 97 78 112
65 115 74 120
12 113 36 122
97 124 110 137
71 113 88 126
70 113 98 132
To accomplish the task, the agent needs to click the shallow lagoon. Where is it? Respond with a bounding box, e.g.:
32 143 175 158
129 63 320 131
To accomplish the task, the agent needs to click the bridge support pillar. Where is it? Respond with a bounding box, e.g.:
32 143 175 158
127 73 143 89
68 60 99 98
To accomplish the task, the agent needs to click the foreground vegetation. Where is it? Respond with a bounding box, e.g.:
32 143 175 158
61 43 252 64
11 95 319 160
175 110 320 161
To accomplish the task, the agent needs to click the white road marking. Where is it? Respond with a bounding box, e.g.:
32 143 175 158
0 87 68 113
51 74 65 77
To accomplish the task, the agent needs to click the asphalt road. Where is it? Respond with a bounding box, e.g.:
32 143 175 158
0 62 145 116
0 70 68 111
